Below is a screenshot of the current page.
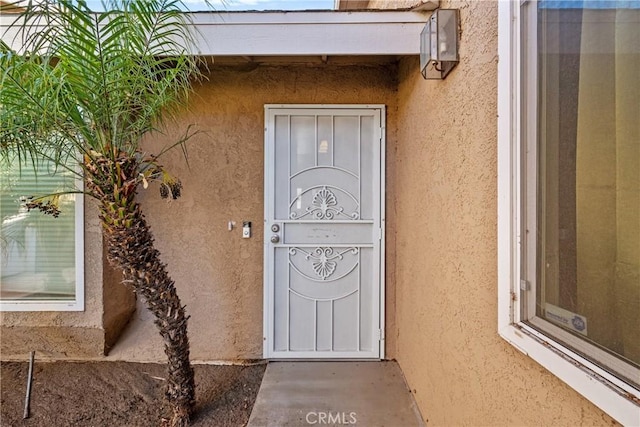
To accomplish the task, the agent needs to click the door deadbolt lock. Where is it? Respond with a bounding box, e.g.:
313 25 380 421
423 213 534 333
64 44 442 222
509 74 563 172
271 224 280 232
270 235 280 244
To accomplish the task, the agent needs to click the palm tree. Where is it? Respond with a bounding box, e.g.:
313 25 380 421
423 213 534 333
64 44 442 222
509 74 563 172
1 1 204 425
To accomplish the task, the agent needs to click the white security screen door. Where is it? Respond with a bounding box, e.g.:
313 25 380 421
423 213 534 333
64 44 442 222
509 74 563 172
264 105 385 359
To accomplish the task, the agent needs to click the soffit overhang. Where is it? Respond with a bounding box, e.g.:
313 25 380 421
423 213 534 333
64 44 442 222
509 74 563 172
1 11 429 58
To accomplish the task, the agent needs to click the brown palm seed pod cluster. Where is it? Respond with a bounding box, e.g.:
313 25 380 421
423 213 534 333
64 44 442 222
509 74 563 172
160 180 182 200
24 199 61 218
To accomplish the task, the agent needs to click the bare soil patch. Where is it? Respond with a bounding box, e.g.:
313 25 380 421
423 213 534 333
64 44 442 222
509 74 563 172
1 361 265 427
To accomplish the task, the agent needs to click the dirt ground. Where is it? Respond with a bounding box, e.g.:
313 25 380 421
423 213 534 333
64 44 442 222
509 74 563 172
0 360 266 427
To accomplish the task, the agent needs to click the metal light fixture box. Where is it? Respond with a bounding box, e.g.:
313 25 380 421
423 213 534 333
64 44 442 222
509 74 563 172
420 9 459 79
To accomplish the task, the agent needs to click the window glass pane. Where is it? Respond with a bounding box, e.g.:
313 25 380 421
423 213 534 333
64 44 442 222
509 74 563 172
534 0 639 379
1 156 78 301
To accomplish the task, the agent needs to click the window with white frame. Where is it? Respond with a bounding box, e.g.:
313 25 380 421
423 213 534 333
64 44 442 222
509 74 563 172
498 0 639 424
0 154 84 311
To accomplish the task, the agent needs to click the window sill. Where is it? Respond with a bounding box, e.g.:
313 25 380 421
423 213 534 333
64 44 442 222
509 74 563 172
499 323 640 426
0 300 84 312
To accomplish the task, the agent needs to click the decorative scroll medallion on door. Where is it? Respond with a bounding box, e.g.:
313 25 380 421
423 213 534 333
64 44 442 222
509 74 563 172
289 186 360 220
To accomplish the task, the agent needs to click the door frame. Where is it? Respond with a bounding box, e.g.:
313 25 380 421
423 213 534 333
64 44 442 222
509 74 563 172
263 104 386 359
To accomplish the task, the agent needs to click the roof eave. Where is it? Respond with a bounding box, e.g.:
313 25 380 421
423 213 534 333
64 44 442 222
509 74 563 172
1 10 429 57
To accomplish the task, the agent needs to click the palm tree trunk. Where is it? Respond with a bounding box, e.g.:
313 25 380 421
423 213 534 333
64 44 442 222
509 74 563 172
101 200 195 427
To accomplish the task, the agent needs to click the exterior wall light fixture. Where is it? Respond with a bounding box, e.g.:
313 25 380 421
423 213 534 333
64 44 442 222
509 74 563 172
420 9 459 79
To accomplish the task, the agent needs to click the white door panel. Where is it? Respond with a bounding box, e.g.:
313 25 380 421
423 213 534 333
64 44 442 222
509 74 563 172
264 105 385 359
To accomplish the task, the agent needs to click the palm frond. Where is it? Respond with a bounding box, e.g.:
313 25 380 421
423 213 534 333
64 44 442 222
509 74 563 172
0 0 203 183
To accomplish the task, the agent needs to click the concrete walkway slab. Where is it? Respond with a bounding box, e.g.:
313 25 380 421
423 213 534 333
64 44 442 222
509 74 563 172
248 361 425 427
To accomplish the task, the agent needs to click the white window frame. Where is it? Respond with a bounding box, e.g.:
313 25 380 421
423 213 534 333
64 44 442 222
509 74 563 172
0 181 84 312
497 1 640 425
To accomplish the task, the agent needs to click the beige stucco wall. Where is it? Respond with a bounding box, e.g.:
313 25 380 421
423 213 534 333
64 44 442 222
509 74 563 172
122 64 399 361
390 1 617 425
0 200 135 359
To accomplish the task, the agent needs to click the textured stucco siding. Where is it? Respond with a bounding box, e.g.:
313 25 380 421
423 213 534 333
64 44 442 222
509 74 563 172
118 65 399 362
391 1 617 425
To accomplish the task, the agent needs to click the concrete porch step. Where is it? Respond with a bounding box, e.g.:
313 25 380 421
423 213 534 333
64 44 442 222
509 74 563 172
247 361 425 427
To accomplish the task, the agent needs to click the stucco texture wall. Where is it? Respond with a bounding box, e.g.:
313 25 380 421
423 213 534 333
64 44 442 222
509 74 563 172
391 1 617 425
114 64 399 361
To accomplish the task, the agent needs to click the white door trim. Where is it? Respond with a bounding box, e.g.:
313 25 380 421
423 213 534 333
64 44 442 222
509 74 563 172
263 104 386 359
